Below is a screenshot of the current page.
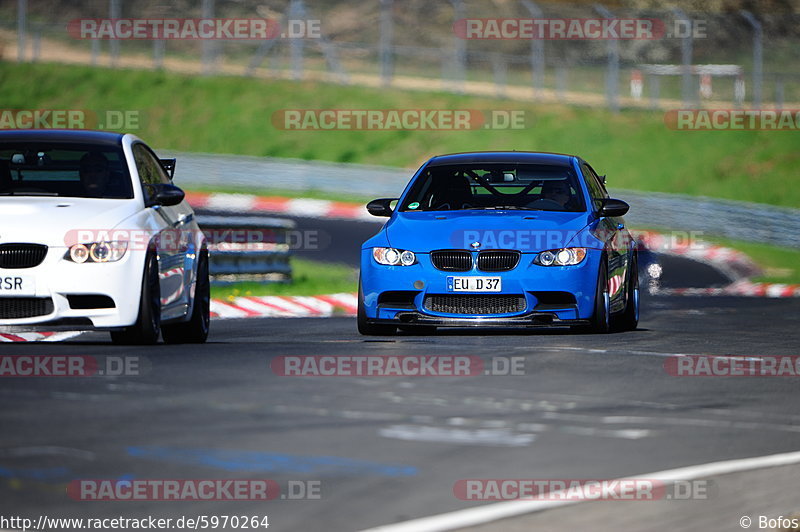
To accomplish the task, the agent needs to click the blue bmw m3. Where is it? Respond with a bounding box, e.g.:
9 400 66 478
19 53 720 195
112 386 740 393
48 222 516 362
358 151 639 335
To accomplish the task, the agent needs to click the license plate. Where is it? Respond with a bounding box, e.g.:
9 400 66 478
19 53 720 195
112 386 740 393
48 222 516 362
447 276 501 292
0 275 35 296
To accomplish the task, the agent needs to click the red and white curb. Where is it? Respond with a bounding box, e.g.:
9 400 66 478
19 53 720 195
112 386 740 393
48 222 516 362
0 294 358 341
185 192 374 221
0 331 85 343
211 292 358 319
634 231 799 298
633 230 761 280
657 280 800 298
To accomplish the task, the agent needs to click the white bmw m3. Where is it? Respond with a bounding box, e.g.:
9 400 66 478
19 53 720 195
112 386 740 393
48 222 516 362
0 130 209 344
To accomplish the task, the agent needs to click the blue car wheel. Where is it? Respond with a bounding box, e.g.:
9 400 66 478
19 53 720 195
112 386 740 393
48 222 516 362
614 253 640 332
584 258 611 334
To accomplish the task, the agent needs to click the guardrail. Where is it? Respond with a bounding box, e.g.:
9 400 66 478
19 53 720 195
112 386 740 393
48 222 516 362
172 152 800 249
619 190 800 249
195 215 295 283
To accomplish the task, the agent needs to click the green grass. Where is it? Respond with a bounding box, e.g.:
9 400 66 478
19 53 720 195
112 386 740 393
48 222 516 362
630 225 800 285
701 236 800 285
3 61 800 208
186 184 372 204
210 258 357 299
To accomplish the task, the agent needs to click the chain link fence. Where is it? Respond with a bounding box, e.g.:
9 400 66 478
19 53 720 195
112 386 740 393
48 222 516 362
4 0 799 110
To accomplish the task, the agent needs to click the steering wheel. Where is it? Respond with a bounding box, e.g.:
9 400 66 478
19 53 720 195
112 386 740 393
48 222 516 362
434 201 474 210
527 198 564 210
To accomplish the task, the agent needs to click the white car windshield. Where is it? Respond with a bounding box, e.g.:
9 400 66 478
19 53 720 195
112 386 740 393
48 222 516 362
0 142 133 199
400 163 585 212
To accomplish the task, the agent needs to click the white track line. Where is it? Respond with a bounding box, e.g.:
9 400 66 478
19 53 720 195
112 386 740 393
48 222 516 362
360 449 800 532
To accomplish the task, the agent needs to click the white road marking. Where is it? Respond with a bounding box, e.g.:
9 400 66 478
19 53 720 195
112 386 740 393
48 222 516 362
360 449 800 532
550 345 784 361
379 425 536 447
0 446 94 460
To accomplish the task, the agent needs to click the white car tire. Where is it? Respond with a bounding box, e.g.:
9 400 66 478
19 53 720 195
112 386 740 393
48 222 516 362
110 251 161 345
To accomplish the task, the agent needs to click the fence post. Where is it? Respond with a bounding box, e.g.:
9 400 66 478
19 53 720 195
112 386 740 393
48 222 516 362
556 64 567 101
594 4 619 113
32 26 40 61
379 0 394 87
201 0 215 75
290 0 306 80
740 10 763 109
17 0 26 62
246 13 283 76
153 39 164 70
449 0 466 93
672 8 693 108
648 74 660 110
109 0 121 67
493 53 507 98
521 0 544 99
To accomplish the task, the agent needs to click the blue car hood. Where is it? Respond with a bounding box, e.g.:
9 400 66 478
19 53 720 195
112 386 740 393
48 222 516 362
384 210 595 253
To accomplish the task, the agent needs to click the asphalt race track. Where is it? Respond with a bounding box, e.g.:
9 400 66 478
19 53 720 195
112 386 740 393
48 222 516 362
0 218 798 532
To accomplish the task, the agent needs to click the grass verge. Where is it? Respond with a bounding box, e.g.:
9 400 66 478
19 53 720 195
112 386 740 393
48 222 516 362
210 258 357 299
186 184 373 204
631 225 800 285
3 61 799 208
701 236 800 285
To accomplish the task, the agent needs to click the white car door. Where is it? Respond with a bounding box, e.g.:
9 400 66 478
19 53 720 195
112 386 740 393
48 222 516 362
132 143 190 320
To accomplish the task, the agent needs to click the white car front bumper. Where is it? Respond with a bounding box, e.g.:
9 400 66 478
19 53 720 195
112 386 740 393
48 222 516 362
0 246 146 328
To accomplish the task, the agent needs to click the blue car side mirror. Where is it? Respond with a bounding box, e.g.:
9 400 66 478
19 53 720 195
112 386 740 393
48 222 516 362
367 198 397 217
599 198 629 217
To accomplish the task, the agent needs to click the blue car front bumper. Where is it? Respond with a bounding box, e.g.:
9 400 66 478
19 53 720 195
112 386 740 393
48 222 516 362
360 248 601 328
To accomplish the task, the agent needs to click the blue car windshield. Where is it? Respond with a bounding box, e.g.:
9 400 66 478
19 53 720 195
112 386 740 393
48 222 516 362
399 163 585 212
0 142 133 199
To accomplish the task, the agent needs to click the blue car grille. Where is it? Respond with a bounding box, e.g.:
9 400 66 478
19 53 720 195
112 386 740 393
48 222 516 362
477 250 520 272
431 250 520 272
0 243 48 269
431 250 472 271
424 294 526 315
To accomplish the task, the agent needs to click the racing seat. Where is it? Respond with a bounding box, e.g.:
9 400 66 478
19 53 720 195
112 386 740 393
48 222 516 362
431 174 474 210
0 161 12 192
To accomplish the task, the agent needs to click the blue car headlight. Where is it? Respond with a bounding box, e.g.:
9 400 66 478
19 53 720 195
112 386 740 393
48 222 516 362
534 247 587 266
373 247 416 266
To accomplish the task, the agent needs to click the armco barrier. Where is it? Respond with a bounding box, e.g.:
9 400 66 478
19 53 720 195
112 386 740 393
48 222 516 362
169 152 800 249
195 214 294 282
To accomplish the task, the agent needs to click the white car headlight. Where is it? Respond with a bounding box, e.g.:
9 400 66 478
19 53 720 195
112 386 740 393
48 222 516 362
66 241 128 263
373 247 416 266
534 247 587 266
